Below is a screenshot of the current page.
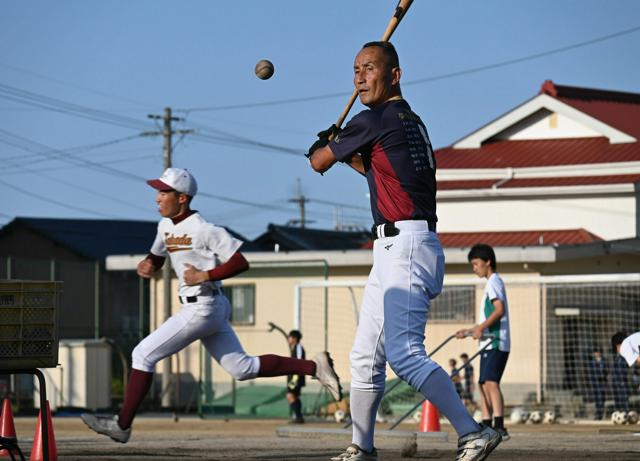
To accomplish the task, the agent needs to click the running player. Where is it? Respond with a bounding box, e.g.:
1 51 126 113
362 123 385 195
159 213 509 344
81 168 341 443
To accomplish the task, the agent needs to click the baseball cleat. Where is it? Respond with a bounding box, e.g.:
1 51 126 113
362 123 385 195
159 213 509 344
330 444 378 461
311 351 343 401
81 413 131 443
456 424 501 461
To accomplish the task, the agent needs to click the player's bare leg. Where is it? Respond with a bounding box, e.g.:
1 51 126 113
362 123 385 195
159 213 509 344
478 383 492 424
484 381 509 441
483 381 503 418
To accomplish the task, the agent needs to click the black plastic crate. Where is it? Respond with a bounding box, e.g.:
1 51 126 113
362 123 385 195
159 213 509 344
0 280 61 369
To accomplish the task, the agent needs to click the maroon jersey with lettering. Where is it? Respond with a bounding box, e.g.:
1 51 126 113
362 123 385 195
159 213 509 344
329 99 437 226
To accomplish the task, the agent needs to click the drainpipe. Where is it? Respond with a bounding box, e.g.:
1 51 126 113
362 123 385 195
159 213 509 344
635 183 640 238
492 167 514 190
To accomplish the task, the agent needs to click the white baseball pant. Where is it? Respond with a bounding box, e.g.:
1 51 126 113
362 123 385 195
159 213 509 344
132 294 260 380
350 220 445 392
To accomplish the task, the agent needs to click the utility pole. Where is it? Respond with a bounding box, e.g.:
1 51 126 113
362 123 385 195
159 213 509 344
288 178 311 228
144 107 193 409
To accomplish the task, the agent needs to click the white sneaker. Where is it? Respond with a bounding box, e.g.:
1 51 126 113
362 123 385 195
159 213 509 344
330 444 378 461
456 425 501 461
81 414 131 443
312 351 343 401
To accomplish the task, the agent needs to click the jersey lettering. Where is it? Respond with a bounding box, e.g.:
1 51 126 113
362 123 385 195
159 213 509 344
164 233 193 252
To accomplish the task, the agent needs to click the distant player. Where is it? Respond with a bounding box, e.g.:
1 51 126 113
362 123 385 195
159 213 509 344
449 358 463 398
456 244 511 441
81 168 341 443
611 332 630 413
588 347 607 420
460 353 478 412
286 330 306 424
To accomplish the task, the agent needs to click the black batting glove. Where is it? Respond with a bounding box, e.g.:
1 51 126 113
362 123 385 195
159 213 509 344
306 124 340 158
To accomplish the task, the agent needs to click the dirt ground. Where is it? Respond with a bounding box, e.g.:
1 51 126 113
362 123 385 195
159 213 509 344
8 416 640 460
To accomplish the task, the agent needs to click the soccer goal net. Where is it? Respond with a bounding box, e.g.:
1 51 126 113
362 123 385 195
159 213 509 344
295 274 640 420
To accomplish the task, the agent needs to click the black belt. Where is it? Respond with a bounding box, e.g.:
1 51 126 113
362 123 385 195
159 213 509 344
179 288 219 304
372 220 436 240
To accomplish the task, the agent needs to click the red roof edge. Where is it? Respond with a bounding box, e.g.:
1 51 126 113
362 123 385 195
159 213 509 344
540 79 558 97
361 228 603 250
539 80 640 104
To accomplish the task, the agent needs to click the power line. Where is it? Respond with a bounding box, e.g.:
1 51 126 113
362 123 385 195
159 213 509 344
308 197 370 211
0 134 154 214
0 126 307 214
184 119 304 156
180 91 349 113
0 127 145 182
0 134 143 166
0 83 153 131
189 132 303 157
0 126 290 211
404 25 640 86
5 152 157 175
0 177 116 218
0 60 155 108
178 24 640 112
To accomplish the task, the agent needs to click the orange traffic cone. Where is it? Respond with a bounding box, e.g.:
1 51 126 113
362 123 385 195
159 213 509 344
418 400 441 432
0 398 20 458
30 401 57 461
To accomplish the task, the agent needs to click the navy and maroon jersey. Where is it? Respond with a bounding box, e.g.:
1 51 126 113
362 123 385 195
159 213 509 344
329 99 437 226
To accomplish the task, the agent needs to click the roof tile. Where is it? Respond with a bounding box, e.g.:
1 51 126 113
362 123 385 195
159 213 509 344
437 137 640 169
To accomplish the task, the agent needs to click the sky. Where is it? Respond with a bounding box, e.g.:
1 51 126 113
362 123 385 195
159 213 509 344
1 1 639 239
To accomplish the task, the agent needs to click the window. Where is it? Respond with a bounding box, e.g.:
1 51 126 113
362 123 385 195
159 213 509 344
429 285 475 322
222 284 255 325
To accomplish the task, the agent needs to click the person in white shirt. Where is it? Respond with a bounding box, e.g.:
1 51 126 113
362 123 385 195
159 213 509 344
81 168 342 444
618 331 640 366
457 244 511 441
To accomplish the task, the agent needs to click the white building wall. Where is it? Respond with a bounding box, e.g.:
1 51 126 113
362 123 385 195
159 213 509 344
495 111 602 141
437 195 636 240
36 340 112 411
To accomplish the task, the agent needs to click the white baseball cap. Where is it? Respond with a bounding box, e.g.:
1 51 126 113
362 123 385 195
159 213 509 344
620 332 640 366
147 168 198 197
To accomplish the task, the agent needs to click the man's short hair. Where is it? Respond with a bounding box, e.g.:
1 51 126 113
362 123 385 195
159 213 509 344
612 331 627 348
288 330 302 341
467 243 497 270
362 41 400 68
460 353 469 360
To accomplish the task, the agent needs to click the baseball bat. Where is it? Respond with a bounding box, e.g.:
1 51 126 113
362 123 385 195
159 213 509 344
333 0 414 131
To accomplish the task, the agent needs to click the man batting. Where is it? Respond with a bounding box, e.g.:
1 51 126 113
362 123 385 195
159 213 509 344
81 167 341 443
307 42 501 461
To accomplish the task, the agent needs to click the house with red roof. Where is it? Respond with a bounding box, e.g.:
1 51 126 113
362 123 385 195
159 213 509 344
435 80 640 247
